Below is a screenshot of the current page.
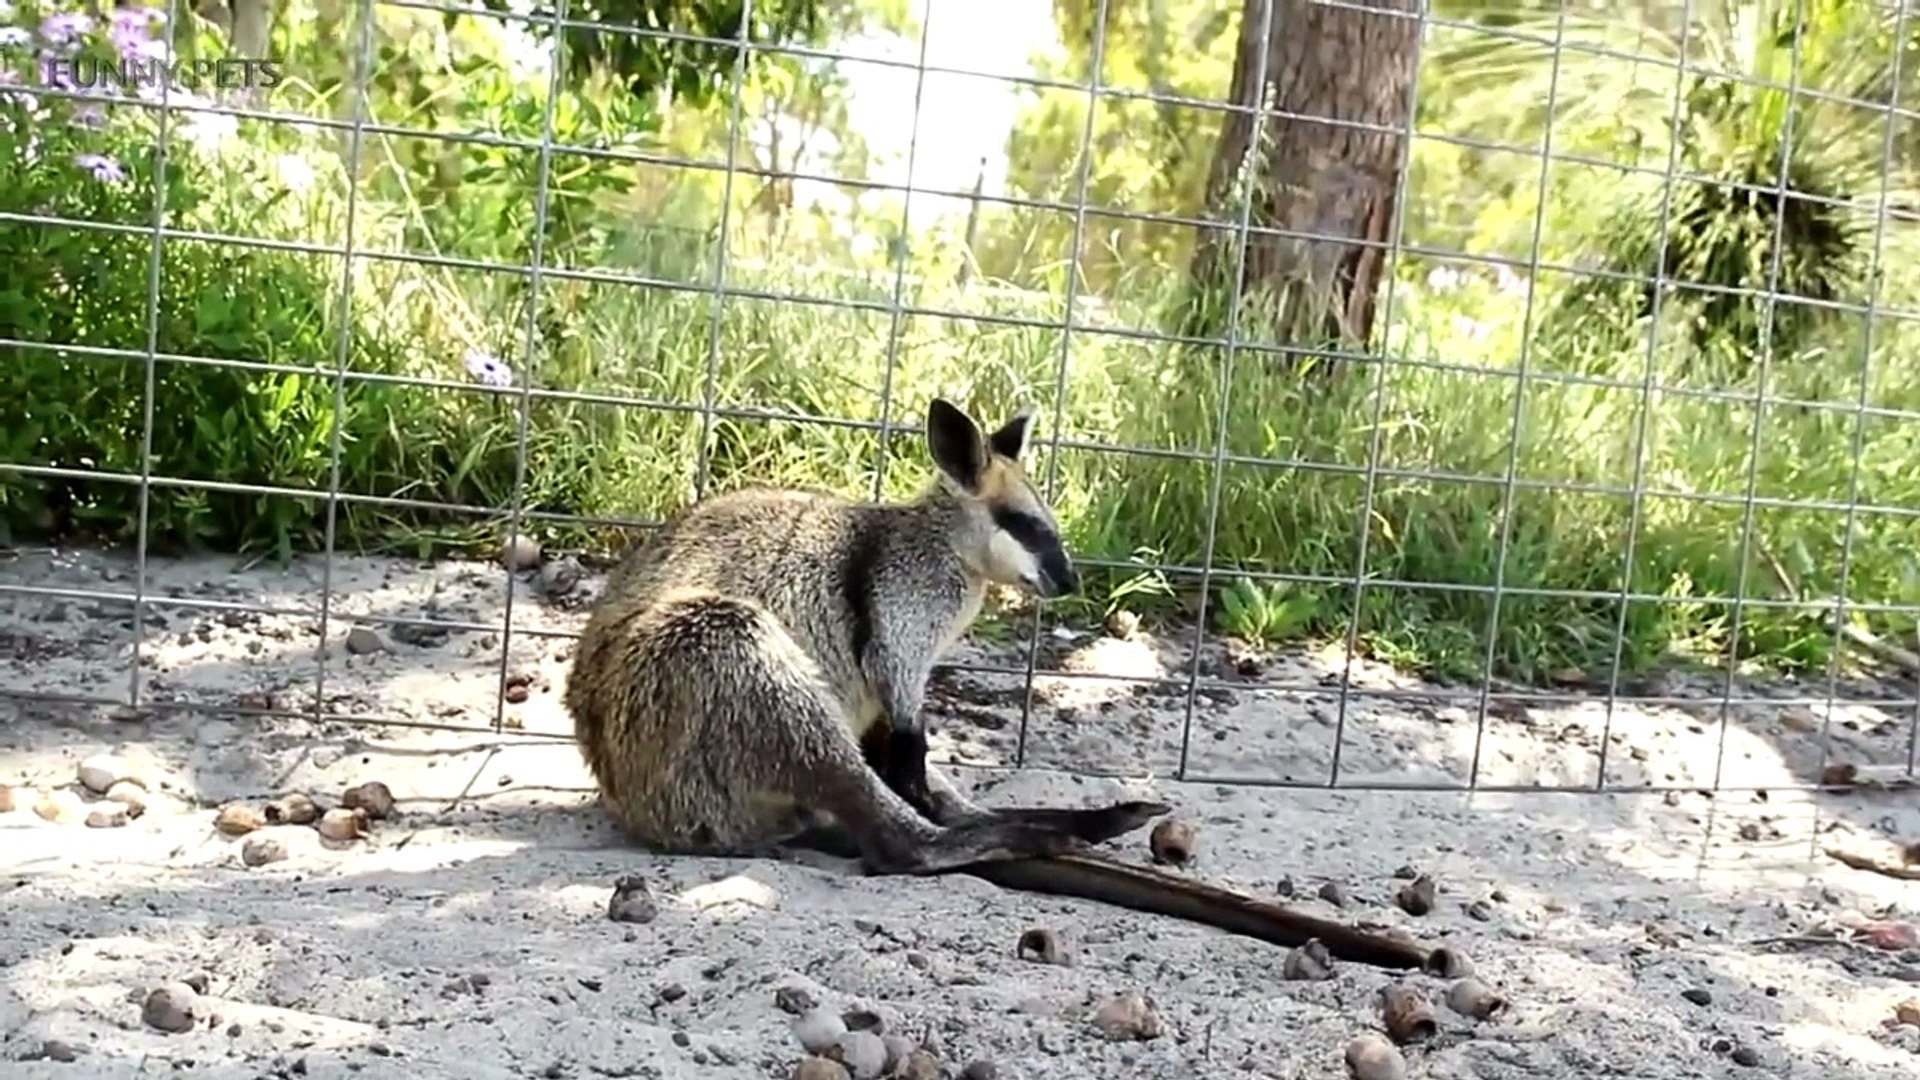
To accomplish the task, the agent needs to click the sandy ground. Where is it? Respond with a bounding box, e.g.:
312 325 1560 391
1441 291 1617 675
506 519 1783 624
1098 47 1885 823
2 542 1920 1079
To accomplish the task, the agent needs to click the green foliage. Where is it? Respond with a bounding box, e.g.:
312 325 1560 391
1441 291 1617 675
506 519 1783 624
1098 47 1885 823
7 0 1920 688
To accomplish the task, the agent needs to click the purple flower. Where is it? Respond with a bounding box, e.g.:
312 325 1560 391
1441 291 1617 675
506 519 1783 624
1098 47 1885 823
69 103 103 128
464 349 513 388
73 152 125 183
38 13 94 47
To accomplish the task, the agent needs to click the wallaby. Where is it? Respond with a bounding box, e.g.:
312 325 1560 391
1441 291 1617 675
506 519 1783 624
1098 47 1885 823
565 398 1437 969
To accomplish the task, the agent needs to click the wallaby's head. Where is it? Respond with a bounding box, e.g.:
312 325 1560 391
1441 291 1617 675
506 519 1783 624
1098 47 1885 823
923 397 1079 599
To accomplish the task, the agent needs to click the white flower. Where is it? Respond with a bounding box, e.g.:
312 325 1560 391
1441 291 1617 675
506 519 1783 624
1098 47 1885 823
176 106 239 155
275 152 314 193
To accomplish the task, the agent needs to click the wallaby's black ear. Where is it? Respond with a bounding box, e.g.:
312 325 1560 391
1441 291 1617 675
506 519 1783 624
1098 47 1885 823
986 406 1037 462
926 398 987 491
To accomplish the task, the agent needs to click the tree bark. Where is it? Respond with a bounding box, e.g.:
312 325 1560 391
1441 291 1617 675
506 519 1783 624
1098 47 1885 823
1187 0 1420 365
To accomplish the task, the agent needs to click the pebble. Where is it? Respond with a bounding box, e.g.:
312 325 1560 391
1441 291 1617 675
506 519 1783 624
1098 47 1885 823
39 1038 80 1062
792 1058 850 1080
341 781 396 820
242 834 289 867
1016 926 1069 965
1381 984 1437 1044
775 986 817 1014
607 875 658 924
344 626 385 655
880 1035 914 1073
833 1031 887 1079
1284 938 1334 981
141 982 198 1033
214 803 264 836
78 754 130 794
1318 881 1350 907
536 557 583 597
793 1007 848 1055
961 1060 1001 1080
0 784 15 813
1730 1045 1761 1067
1445 977 1508 1020
1091 991 1163 1041
1681 987 1712 1007
85 805 129 828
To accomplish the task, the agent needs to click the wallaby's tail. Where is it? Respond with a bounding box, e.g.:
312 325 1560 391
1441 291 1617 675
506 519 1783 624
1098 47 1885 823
964 852 1438 970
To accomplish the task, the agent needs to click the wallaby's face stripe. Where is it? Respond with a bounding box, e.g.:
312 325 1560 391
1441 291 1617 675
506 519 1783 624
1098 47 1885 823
989 505 1055 551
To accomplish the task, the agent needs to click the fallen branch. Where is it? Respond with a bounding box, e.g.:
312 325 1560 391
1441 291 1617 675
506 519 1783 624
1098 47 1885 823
1835 620 1920 681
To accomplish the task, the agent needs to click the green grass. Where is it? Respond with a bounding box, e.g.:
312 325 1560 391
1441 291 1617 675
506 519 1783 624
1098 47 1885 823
6 6 1920 688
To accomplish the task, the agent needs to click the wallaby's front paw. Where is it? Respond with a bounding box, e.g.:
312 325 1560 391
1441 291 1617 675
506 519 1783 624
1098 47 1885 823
1068 800 1172 844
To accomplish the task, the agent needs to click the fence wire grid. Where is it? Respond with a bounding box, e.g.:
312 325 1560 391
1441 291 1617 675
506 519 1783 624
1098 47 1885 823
2 0 1918 801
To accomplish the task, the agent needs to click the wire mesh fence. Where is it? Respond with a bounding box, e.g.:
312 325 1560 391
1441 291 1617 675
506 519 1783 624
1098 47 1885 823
2 0 1918 801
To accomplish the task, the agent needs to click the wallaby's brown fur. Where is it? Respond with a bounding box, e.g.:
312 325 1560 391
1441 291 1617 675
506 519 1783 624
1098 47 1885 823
564 398 1166 874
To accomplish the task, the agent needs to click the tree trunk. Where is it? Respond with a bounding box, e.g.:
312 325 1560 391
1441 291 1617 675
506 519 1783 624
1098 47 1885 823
1187 0 1420 367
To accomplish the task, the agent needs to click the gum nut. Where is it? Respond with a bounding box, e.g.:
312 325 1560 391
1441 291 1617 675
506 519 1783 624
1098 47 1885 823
141 983 198 1034
1445 977 1508 1021
214 803 264 836
85 805 128 828
1344 1032 1407 1080
340 781 396 820
1394 874 1436 916
78 753 129 795
1380 984 1438 1045
316 807 368 841
1148 819 1194 865
1016 927 1069 965
105 781 148 816
1091 991 1164 1041
793 1006 848 1055
264 793 320 826
1423 946 1474 979
241 834 289 867
1284 938 1334 981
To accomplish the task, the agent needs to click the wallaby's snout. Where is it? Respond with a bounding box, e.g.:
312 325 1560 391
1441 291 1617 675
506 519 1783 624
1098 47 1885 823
1035 545 1078 598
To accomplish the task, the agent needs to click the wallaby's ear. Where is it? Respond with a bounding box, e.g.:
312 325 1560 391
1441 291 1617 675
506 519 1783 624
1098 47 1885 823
986 406 1038 462
926 397 987 491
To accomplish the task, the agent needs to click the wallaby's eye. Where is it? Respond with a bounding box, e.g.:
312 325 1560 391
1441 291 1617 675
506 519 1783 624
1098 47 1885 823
991 506 1055 551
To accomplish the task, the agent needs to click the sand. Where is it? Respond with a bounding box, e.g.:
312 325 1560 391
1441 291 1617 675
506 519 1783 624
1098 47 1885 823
2 542 1919 1079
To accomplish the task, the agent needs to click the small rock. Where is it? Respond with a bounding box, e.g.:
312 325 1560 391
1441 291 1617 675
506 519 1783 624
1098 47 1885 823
85 805 129 828
832 1031 887 1079
1284 938 1334 981
1091 991 1163 1041
214 803 264 836
536 557 583 598
1148 819 1195 865
1318 881 1349 907
1344 1031 1408 1080
104 780 148 817
1016 927 1069 965
1730 1045 1761 1067
241 834 288 867
341 781 396 820
1681 987 1712 1007
0 785 15 813
264 793 320 826
316 807 368 842
841 1009 884 1034
78 753 130 794
792 1058 850 1080
774 986 817 1014
1424 947 1474 979
1104 609 1140 639
794 1007 849 1055
142 983 198 1033
607 874 658 924
505 683 530 704
961 1060 1000 1080
1465 899 1494 922
344 626 384 655
1394 875 1437 916
39 1039 80 1062
1895 997 1920 1027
